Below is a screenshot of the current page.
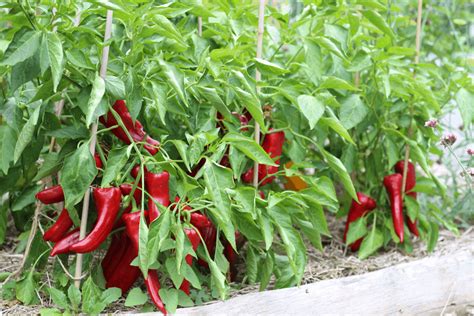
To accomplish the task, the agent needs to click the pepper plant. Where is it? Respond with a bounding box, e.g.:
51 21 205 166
0 0 471 314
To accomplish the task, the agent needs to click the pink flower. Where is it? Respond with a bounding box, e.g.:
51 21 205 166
468 148 474 156
468 168 474 177
424 119 438 128
441 133 457 147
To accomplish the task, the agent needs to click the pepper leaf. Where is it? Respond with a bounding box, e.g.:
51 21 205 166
222 133 277 166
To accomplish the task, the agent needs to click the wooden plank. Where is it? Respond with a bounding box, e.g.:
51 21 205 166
168 250 474 315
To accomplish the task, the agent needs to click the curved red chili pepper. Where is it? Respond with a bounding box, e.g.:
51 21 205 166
50 228 80 256
384 173 405 243
343 192 377 251
102 232 129 281
69 187 122 253
145 270 167 314
100 100 159 155
145 170 170 222
394 160 419 237
105 241 141 294
242 130 285 186
180 228 201 295
43 208 73 243
94 153 103 169
36 185 64 204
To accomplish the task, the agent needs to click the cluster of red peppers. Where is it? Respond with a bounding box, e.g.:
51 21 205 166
38 100 253 313
343 160 420 251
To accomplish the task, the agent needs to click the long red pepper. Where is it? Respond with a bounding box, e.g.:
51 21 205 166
123 211 166 314
343 192 377 251
242 130 285 186
43 208 73 243
384 173 405 243
179 228 201 295
36 185 64 204
102 233 130 281
394 160 420 237
105 241 141 294
145 170 170 222
69 187 121 253
100 100 159 155
50 228 80 256
94 153 103 169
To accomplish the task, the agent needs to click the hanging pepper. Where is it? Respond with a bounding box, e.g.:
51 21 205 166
180 228 201 295
122 211 166 314
384 173 405 243
102 233 130 281
104 240 141 294
50 228 80 256
283 162 308 191
394 160 419 237
343 192 377 251
242 130 285 186
36 185 64 204
94 153 103 169
100 100 159 155
69 187 121 253
119 183 143 213
43 208 73 243
145 170 170 222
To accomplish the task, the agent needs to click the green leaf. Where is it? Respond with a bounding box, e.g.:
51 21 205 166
0 125 17 174
405 196 419 222
16 271 36 305
208 260 227 300
296 95 325 130
455 88 473 128
259 253 274 291
170 140 190 172
125 288 148 307
196 86 232 120
101 147 129 187
47 287 68 310
233 87 266 133
45 32 63 92
138 211 150 276
153 15 187 48
320 76 358 91
39 308 62 316
178 290 194 307
165 257 184 288
317 146 357 200
345 217 368 245
223 133 277 166
303 39 322 85
182 263 201 290
311 36 347 61
319 117 355 145
255 58 288 75
1 32 41 66
14 105 41 163
362 10 395 38
105 76 126 100
82 277 106 314
60 143 98 210
85 74 105 127
358 228 384 259
427 221 439 253
159 288 179 313
340 95 368 129
100 287 121 305
67 284 81 310
159 58 188 107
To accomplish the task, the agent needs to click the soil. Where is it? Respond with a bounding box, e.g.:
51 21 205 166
1 217 473 315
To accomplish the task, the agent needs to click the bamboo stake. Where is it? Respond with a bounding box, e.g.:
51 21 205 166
74 9 113 288
253 0 266 188
198 16 202 36
401 0 423 194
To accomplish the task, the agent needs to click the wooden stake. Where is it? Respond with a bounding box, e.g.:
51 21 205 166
198 16 202 36
401 0 423 194
74 9 113 288
253 0 266 189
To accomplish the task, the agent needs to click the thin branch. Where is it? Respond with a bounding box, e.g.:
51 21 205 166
74 9 113 289
253 0 266 189
402 0 423 194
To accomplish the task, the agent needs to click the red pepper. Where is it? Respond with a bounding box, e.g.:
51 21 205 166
101 233 129 281
69 187 121 253
122 211 166 314
119 183 143 212
50 228 80 256
105 241 141 294
259 191 265 199
394 160 419 237
145 170 170 222
131 164 148 179
145 270 167 315
343 192 377 251
100 100 159 155
223 231 241 281
384 173 405 243
43 208 73 243
36 185 64 204
241 130 285 186
179 228 201 295
94 153 103 169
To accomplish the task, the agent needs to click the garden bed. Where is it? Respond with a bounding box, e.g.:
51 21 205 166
1 219 472 314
